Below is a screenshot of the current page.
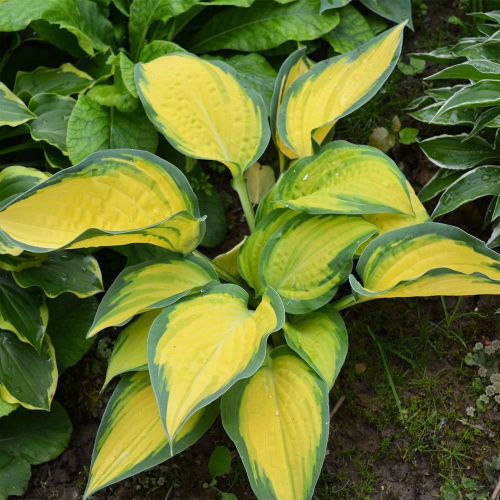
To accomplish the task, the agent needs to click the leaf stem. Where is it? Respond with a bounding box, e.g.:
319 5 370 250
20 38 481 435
232 175 256 233
332 293 368 311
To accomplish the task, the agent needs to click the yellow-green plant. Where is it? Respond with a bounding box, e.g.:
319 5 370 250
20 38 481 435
1 23 499 500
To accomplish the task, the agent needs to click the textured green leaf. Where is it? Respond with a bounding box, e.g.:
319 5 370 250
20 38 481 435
0 452 30 499
0 82 36 127
187 0 340 53
13 250 103 298
139 40 186 63
67 94 158 164
418 169 464 202
0 271 48 352
14 63 95 101
0 331 57 410
419 135 500 170
359 0 412 29
109 53 138 98
0 401 72 464
28 94 75 153
433 166 500 218
198 189 227 248
129 0 198 59
323 5 374 53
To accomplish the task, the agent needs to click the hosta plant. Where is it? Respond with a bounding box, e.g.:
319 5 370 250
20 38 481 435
408 9 500 247
2 21 500 500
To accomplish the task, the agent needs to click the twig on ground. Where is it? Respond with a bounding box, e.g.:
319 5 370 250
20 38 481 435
330 395 346 419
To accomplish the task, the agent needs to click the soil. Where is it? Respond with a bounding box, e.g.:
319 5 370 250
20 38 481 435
22 2 500 500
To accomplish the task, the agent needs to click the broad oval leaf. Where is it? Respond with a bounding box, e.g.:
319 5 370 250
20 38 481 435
0 452 30 499
275 141 413 216
103 310 161 388
221 346 329 500
0 331 57 411
433 166 500 219
239 208 297 294
148 285 285 443
284 304 348 389
88 253 218 338
260 213 377 313
13 250 103 298
350 223 500 300
84 371 219 499
278 23 405 158
135 53 270 179
0 150 204 255
0 271 48 352
0 82 35 127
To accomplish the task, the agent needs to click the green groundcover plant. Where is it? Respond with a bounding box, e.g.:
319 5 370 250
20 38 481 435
408 8 500 247
1 7 500 497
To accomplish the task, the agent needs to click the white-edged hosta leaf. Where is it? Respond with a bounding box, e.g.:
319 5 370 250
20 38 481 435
148 285 285 444
323 4 374 54
84 371 218 498
419 134 500 169
186 0 340 54
349 222 500 301
14 63 95 100
0 400 72 464
12 250 103 298
284 304 348 389
239 208 297 294
432 166 500 218
275 141 413 216
0 150 203 255
466 107 500 140
418 169 464 202
135 53 270 179
67 95 159 164
260 213 377 313
0 330 57 411
0 82 36 127
278 23 405 158
409 102 476 126
103 310 160 388
425 60 500 81
88 253 218 338
425 84 467 101
221 346 329 500
0 271 48 352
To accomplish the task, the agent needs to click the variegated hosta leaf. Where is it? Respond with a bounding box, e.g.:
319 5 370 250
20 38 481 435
0 82 36 127
0 252 48 272
278 23 405 158
255 173 283 225
0 271 48 352
213 239 246 279
260 213 377 313
275 141 413 216
103 310 161 389
239 209 297 294
88 253 218 338
271 47 314 161
84 371 219 499
0 331 57 411
0 150 203 255
13 250 103 298
350 223 500 300
148 285 285 444
283 304 348 389
135 53 270 179
221 346 329 500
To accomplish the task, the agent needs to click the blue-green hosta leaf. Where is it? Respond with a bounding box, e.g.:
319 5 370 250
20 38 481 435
186 0 340 53
0 82 36 127
466 107 500 140
47 294 97 373
419 135 500 170
0 271 48 352
67 94 158 164
0 330 57 410
129 0 198 60
14 63 95 101
12 250 103 298
323 4 374 53
426 60 500 81
359 0 413 29
0 400 72 464
43 144 72 170
139 40 186 63
0 452 30 499
432 166 500 218
321 0 352 12
197 189 228 249
28 94 76 153
418 169 464 203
